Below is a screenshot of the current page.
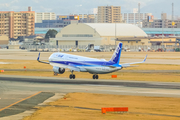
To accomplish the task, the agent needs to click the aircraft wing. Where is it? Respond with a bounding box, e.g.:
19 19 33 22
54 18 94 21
67 66 81 72
67 63 81 72
120 55 147 68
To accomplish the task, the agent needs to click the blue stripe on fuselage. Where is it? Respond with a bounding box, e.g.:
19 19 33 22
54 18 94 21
50 60 115 67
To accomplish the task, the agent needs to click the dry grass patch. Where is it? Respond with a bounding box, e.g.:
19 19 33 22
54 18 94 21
1 59 180 70
125 64 180 70
23 93 180 120
0 59 51 69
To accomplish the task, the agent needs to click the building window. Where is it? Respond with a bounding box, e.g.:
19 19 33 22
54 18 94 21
62 34 93 37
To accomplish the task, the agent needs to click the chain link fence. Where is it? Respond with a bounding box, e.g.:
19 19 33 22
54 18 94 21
18 44 180 52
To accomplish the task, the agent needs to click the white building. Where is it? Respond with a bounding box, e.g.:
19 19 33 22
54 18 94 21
50 23 147 46
122 13 152 25
35 13 56 23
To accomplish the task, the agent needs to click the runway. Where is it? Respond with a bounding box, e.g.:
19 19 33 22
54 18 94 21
0 75 180 118
1 75 180 89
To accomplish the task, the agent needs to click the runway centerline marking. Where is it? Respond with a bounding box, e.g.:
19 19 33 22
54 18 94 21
0 91 42 112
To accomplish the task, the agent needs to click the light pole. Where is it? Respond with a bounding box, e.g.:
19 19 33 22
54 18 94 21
162 18 164 48
115 19 117 46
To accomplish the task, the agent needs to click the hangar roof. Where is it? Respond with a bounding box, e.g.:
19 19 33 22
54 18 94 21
85 23 147 37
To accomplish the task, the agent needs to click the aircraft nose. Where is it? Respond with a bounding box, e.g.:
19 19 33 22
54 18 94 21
49 55 53 61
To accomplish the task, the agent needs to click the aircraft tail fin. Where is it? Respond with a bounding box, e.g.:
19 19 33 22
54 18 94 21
109 42 123 64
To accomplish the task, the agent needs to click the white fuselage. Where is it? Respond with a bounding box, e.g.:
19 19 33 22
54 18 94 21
49 53 122 74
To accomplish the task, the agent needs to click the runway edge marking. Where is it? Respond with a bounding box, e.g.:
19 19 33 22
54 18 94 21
0 91 42 112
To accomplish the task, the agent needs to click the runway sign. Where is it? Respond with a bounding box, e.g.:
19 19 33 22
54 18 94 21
102 107 128 114
111 75 117 78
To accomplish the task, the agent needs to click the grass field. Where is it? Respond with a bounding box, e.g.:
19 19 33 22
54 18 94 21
23 93 180 120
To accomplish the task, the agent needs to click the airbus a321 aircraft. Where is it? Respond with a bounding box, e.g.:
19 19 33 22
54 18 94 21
37 42 147 79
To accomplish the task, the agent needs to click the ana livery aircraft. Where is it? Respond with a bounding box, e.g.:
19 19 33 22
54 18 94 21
37 42 147 79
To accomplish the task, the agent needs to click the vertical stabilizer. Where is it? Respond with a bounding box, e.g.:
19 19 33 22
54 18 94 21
109 42 122 64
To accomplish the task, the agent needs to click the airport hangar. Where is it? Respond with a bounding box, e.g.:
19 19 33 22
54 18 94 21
50 23 149 46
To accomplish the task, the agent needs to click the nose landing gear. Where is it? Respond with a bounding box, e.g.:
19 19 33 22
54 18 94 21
93 74 99 79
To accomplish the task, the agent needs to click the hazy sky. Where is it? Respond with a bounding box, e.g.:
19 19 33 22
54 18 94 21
0 0 179 18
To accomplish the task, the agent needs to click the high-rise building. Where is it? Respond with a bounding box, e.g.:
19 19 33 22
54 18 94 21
97 6 122 23
35 13 56 23
28 6 32 12
0 10 35 38
161 13 167 20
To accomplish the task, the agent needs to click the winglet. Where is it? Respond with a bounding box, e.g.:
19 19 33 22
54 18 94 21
143 54 148 62
37 52 49 64
37 52 40 61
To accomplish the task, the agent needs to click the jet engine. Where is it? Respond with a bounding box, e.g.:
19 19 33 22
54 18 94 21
53 66 65 74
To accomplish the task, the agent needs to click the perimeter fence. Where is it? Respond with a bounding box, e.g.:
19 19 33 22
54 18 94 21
18 44 180 52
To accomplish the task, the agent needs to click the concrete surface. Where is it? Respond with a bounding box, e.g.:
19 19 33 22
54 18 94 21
0 93 65 120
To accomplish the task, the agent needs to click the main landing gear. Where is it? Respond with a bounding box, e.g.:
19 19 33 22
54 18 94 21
93 74 99 79
69 70 75 79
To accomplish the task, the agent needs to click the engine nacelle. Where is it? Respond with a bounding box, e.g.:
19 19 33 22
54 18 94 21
53 66 65 74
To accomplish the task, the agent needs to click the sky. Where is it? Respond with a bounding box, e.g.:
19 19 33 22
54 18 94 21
0 0 179 18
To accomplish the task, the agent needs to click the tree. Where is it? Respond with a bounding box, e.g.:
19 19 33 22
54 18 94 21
45 29 58 39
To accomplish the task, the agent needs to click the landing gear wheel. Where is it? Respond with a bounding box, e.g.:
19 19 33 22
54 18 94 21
93 75 96 79
69 74 75 79
72 74 75 79
93 75 99 79
69 74 73 79
95 75 99 79
69 70 76 79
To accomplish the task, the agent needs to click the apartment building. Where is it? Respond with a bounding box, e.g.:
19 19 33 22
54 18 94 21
57 15 79 20
35 13 56 23
122 13 152 24
97 6 122 23
79 14 97 23
143 19 180 28
143 13 180 28
0 10 35 38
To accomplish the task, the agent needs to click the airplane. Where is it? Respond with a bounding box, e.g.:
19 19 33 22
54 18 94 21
37 42 147 79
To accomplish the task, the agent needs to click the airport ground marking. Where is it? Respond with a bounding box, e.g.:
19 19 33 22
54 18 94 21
0 91 42 112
